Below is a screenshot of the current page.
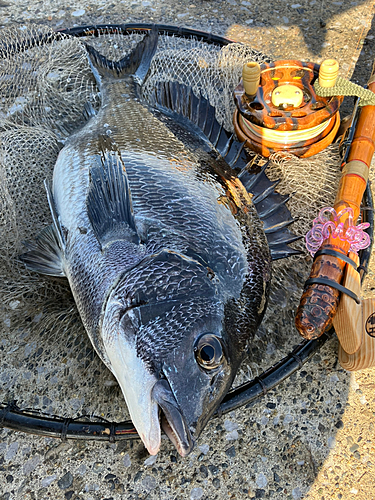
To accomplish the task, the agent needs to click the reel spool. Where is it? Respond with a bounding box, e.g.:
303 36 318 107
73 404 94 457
233 59 343 158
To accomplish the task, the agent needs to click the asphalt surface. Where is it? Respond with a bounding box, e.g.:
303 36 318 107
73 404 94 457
1 0 375 499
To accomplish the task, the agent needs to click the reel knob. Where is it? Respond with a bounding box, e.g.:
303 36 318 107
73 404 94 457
242 62 261 96
319 59 339 88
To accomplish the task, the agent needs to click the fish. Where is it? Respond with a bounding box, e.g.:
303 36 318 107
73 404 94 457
20 28 298 456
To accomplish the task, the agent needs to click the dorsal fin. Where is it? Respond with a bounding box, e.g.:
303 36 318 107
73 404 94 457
87 137 139 249
85 26 158 85
238 160 302 259
150 80 301 260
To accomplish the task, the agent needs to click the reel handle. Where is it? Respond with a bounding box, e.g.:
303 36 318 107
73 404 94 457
242 62 260 96
295 67 375 340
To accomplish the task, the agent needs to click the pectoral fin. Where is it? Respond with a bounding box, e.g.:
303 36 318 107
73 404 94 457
87 143 139 248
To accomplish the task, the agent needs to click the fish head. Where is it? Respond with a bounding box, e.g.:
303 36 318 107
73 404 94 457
100 250 268 457
100 275 240 457
151 303 235 457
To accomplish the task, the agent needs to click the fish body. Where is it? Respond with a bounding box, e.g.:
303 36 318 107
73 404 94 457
22 30 273 456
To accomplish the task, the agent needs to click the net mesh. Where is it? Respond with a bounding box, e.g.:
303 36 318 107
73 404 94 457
0 26 348 421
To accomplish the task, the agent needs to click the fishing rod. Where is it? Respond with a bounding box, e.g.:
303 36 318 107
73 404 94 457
295 61 375 367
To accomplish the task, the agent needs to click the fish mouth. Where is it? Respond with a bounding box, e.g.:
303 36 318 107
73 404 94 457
101 300 194 457
102 327 192 457
152 378 194 457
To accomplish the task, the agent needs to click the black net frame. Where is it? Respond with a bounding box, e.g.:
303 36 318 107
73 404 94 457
0 23 373 442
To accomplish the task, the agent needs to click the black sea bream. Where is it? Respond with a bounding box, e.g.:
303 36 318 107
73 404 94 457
21 29 295 456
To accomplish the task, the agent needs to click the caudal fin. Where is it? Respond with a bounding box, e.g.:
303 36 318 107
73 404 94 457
85 26 158 85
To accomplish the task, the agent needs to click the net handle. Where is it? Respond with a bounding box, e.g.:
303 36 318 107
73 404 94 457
0 23 236 59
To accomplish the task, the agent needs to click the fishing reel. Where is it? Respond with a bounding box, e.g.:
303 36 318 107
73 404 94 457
233 59 343 158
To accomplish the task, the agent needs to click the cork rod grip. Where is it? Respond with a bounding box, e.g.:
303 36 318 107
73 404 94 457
295 247 349 340
295 70 375 340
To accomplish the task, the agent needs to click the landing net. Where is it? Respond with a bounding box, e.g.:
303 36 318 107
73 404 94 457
0 24 372 440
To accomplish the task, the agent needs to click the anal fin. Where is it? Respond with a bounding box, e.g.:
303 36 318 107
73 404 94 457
83 101 98 120
44 179 66 251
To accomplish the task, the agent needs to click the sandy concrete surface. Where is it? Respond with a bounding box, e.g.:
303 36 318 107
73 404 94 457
1 0 375 499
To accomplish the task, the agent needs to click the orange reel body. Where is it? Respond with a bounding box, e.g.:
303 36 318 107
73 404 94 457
233 60 343 158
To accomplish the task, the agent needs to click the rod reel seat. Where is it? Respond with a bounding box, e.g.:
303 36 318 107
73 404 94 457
233 59 343 158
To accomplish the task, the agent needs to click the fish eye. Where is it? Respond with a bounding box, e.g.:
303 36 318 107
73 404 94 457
194 333 223 370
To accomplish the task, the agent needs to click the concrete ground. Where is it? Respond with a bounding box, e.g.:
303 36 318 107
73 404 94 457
1 0 375 499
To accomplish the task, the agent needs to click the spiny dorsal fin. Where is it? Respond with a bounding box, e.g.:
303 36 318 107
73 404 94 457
150 80 301 261
19 224 65 277
85 26 158 85
150 80 250 169
87 138 138 249
238 161 302 260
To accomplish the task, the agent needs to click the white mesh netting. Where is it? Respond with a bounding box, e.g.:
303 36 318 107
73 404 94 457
0 26 349 420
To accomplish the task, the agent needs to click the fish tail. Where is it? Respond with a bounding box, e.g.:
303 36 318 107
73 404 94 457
85 26 158 86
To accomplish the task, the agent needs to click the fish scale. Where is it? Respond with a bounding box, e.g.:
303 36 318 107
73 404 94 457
55 92 244 278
